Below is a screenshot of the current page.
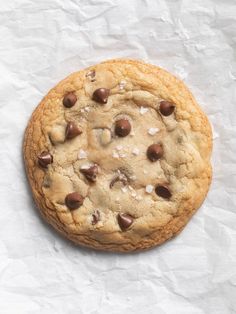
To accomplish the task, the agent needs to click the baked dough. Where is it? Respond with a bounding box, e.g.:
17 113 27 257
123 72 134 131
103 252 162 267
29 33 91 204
23 59 212 252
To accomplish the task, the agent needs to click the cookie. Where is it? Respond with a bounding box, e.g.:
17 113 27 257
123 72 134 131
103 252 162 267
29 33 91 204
23 59 212 252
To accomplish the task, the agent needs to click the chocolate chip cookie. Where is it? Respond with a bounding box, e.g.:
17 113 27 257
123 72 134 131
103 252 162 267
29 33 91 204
23 59 212 252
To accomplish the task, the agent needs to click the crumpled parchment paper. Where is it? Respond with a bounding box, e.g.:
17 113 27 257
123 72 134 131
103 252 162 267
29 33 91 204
0 0 236 313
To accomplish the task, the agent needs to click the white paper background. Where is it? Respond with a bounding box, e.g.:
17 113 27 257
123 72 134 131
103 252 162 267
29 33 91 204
0 0 236 313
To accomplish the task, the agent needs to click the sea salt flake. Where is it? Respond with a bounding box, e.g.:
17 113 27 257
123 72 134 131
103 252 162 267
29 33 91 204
119 80 127 90
112 151 119 158
78 149 87 159
140 106 149 115
132 148 140 155
116 145 123 151
121 186 128 193
84 106 90 112
148 127 160 135
80 163 93 170
135 195 143 201
145 185 154 193
131 191 137 198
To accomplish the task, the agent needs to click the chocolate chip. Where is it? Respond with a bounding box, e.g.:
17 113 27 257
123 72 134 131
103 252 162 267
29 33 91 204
63 92 77 108
155 185 172 199
147 144 163 162
159 101 175 116
92 88 110 104
38 151 53 168
65 192 84 210
92 210 100 225
80 165 98 182
117 213 133 230
115 119 131 137
65 122 82 140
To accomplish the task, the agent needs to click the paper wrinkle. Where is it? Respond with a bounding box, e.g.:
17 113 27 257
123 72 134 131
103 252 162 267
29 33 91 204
0 0 236 313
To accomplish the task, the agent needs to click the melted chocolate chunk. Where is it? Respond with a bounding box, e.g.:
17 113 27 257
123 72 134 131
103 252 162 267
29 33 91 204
110 172 129 188
86 70 96 81
80 165 98 182
92 210 100 225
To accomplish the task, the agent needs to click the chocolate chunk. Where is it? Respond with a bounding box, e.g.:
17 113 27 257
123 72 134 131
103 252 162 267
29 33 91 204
80 165 98 182
38 151 53 168
115 119 131 137
155 185 172 199
110 172 128 188
65 192 84 210
92 210 100 225
86 70 95 79
159 101 175 116
63 92 77 108
147 144 163 162
92 88 110 104
65 122 82 140
117 213 133 230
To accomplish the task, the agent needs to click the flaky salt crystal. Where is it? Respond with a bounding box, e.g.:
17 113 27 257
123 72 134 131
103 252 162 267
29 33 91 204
116 145 123 151
145 185 154 193
140 106 149 115
112 151 119 158
121 186 128 193
148 127 160 135
78 149 87 159
80 163 93 169
119 153 126 158
119 80 127 90
132 148 140 155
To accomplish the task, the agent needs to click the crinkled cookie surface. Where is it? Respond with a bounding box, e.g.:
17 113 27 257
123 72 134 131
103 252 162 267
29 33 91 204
23 59 212 252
